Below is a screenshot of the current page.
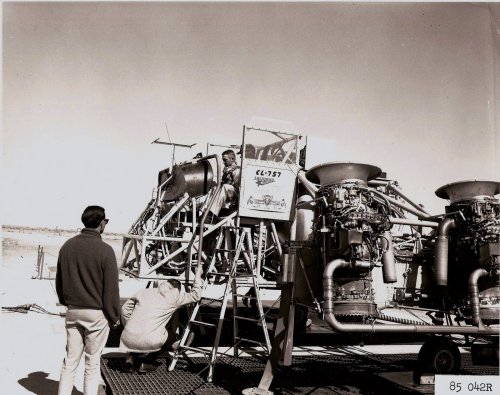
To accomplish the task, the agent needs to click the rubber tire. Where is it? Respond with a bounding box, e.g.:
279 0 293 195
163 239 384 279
418 337 461 375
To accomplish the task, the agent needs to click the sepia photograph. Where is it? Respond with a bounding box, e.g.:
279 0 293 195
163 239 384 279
2 1 499 394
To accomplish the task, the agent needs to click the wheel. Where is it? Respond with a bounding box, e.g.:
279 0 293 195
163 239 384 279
418 337 461 375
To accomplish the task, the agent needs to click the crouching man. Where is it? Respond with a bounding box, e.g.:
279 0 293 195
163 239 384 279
119 264 204 374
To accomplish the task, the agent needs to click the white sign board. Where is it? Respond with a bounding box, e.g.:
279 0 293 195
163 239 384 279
238 162 297 220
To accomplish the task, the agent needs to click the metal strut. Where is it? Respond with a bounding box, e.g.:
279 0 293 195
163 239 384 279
168 225 272 382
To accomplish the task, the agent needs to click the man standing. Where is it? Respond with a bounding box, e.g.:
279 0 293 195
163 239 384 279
56 206 121 395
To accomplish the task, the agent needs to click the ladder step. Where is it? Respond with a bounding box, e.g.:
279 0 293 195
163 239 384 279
234 315 262 322
190 320 216 328
179 346 212 355
179 345 229 357
201 296 224 302
206 272 231 277
206 272 256 279
235 337 267 346
233 293 258 299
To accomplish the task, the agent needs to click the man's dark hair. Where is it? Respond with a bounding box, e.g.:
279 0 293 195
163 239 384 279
81 206 106 228
222 149 236 160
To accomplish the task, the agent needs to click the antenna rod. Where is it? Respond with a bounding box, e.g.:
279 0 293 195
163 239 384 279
151 139 197 171
151 139 196 148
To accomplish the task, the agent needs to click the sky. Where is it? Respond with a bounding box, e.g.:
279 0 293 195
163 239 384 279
2 2 499 233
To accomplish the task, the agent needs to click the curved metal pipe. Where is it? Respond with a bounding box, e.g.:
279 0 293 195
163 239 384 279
297 170 318 197
368 187 430 218
323 259 496 334
389 218 438 228
196 154 221 268
434 217 457 286
469 268 490 328
387 183 431 216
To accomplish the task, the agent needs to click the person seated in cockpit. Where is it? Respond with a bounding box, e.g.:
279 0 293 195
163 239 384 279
209 149 240 218
242 144 256 159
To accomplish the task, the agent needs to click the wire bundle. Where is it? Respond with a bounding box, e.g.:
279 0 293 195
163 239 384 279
1 303 60 316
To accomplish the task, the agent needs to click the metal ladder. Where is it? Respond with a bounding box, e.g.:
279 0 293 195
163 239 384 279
168 225 272 382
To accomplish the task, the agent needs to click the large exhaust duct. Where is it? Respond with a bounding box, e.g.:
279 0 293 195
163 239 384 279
434 218 457 286
435 180 500 204
306 162 381 187
469 268 490 329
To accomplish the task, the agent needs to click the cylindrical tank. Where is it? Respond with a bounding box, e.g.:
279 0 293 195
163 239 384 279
163 161 214 201
293 194 321 305
295 194 315 242
381 231 397 283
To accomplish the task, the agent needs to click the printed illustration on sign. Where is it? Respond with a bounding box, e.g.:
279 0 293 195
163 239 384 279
247 195 287 211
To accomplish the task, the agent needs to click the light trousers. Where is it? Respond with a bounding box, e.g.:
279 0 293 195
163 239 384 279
210 184 237 216
58 307 109 395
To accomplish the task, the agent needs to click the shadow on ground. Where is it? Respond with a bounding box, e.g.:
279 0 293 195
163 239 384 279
102 351 499 395
18 371 82 395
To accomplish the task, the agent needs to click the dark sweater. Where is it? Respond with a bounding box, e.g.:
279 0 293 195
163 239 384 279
56 228 121 324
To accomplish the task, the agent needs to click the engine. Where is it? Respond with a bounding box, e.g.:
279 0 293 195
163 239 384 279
160 160 214 202
434 180 500 325
305 163 394 322
297 162 499 345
